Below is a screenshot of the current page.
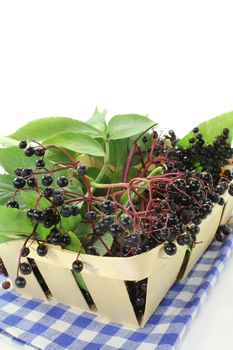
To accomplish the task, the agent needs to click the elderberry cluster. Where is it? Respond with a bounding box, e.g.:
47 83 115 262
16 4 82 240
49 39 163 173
144 127 233 185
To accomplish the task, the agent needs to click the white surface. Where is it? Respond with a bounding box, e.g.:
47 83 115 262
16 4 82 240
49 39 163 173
0 1 233 349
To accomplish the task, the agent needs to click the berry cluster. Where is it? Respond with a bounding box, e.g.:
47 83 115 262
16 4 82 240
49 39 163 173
126 279 147 318
136 127 233 185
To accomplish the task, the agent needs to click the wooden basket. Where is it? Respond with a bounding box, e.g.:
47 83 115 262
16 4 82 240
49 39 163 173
0 239 186 328
0 191 232 328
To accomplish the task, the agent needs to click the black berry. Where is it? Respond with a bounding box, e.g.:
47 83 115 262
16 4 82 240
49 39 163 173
70 205 80 216
24 146 34 157
60 205 71 217
77 164 87 176
7 200 19 209
164 242 177 256
20 262 32 275
21 168 33 178
37 244 48 257
27 177 36 188
15 276 26 288
42 175 53 186
19 140 27 149
85 211 97 221
72 260 83 272
34 148 45 156
57 176 69 187
44 187 54 197
13 177 26 189
21 247 30 257
35 159 45 168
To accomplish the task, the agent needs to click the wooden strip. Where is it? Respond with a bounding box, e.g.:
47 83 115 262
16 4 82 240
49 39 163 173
141 244 186 327
0 240 47 301
220 193 233 225
26 242 172 281
82 273 139 328
35 260 90 311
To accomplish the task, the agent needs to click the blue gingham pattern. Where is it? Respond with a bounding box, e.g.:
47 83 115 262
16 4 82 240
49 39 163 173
0 231 233 350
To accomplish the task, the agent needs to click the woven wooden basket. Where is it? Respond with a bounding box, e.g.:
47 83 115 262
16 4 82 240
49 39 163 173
0 193 232 328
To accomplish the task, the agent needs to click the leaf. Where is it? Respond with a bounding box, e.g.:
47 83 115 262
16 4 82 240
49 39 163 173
20 191 49 209
0 206 32 240
0 135 19 147
178 111 233 148
0 146 36 174
9 117 103 141
0 174 16 205
61 215 91 240
43 132 105 157
45 147 77 164
93 231 113 256
72 271 88 291
108 114 156 140
65 231 85 252
87 107 107 132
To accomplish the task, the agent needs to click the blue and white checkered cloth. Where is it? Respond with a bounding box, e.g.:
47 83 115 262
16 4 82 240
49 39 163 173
0 231 233 350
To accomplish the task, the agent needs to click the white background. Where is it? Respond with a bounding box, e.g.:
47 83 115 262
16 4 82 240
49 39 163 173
0 1 233 349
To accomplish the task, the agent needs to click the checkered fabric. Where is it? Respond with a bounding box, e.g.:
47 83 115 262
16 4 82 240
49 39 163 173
0 231 233 350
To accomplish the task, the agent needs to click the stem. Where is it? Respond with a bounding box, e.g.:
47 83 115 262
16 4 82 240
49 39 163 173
94 138 110 184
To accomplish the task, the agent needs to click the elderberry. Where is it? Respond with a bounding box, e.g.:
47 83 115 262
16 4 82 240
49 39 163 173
21 168 33 178
77 164 87 176
13 177 26 189
19 140 27 149
57 176 69 187
27 177 36 187
20 262 32 275
110 223 121 236
21 247 30 257
24 146 34 157
15 276 26 288
7 200 19 209
164 242 177 256
34 147 45 156
37 244 48 257
35 159 45 168
102 200 114 214
60 205 71 217
72 260 83 273
42 175 53 186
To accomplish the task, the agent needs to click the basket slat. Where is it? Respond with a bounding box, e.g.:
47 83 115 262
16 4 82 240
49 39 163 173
81 272 139 328
0 240 47 301
141 244 186 327
35 260 90 311
220 193 233 225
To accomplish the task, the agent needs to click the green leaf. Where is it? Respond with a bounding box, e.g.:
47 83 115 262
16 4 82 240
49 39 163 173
0 147 36 174
0 206 32 240
0 135 19 147
65 231 85 252
108 114 156 140
61 215 91 240
178 111 233 148
45 147 77 164
43 132 105 157
9 117 103 141
72 271 88 291
93 231 113 256
0 174 16 205
87 107 107 132
20 191 49 209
